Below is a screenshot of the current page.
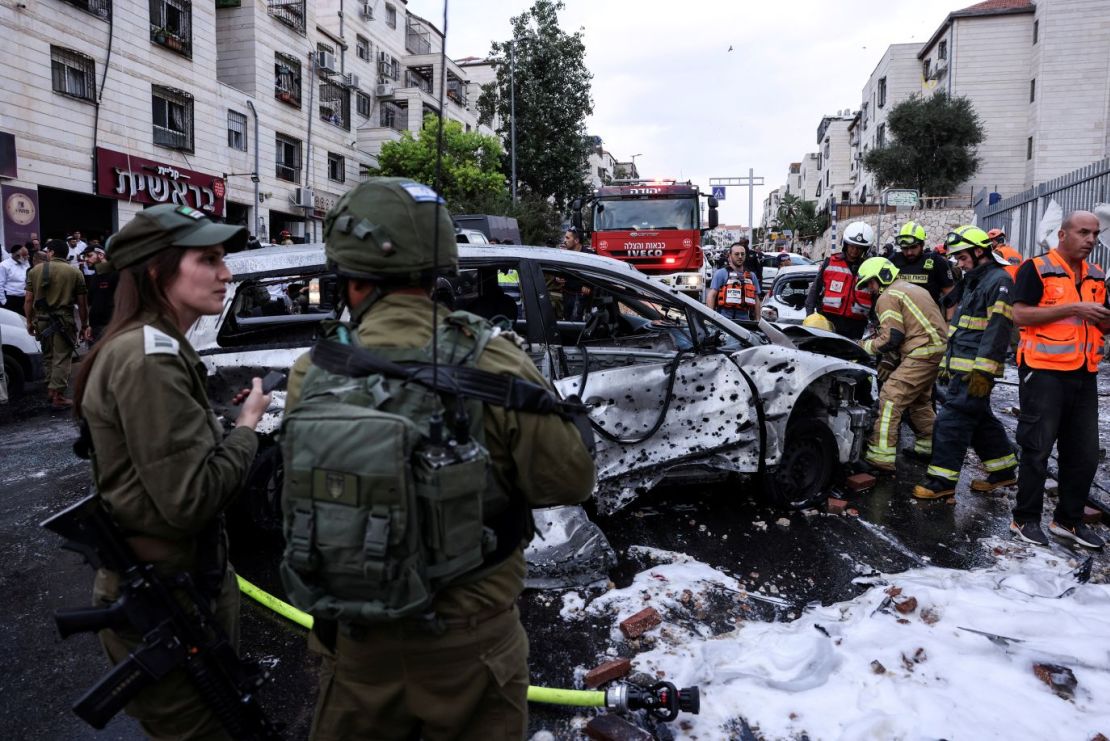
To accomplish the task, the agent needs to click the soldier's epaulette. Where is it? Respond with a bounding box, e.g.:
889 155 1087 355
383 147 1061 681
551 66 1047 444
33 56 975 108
143 325 180 356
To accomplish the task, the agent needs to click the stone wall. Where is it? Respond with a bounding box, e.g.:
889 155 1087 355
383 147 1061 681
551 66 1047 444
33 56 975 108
811 206 976 260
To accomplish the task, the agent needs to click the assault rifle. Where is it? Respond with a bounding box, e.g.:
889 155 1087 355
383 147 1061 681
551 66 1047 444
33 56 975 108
42 494 281 739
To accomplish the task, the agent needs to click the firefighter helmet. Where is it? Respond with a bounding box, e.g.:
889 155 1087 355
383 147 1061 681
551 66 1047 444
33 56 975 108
896 221 926 246
856 257 900 292
802 313 835 332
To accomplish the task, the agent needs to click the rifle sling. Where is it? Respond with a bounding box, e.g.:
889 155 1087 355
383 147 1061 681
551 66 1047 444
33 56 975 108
310 339 584 419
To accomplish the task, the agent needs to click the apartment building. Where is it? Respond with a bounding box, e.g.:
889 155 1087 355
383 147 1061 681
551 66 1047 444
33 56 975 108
852 43 922 202
798 152 821 203
815 112 856 210
587 142 618 189
0 0 490 247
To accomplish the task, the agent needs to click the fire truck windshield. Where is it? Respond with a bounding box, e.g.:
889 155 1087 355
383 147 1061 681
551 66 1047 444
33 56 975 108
594 197 697 231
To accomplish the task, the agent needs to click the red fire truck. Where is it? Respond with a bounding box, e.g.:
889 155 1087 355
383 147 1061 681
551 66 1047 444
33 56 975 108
573 180 719 298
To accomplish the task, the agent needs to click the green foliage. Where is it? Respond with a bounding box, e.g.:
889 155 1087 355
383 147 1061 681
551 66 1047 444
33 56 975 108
511 190 564 246
775 194 827 240
862 92 985 196
373 114 509 215
477 0 594 209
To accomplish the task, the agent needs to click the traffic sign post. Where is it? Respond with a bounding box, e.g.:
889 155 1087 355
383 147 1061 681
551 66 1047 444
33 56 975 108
711 185 727 201
710 170 764 245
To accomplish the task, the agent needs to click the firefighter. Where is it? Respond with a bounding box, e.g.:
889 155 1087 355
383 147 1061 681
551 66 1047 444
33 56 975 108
855 257 947 474
987 228 1023 281
890 221 954 311
707 241 761 321
804 221 874 339
1009 211 1110 548
914 226 1018 500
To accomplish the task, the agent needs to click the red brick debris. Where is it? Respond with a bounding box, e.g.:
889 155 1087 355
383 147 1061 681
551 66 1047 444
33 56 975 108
585 714 654 741
845 473 877 493
584 657 632 688
827 497 849 515
619 607 662 639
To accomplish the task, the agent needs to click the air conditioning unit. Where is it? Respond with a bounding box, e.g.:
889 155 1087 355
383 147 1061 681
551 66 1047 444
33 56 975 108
344 73 360 89
316 51 337 73
360 2 373 19
375 82 394 97
293 187 315 208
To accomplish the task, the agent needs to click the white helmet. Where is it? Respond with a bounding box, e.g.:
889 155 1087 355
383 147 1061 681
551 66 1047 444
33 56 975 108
842 222 875 248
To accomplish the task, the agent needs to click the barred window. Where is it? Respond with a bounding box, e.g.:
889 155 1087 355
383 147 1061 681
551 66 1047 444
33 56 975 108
356 92 371 117
275 52 302 106
61 0 111 18
276 133 301 183
267 0 305 33
356 35 370 61
50 47 96 102
328 152 345 183
152 85 193 151
227 110 247 151
319 81 350 131
149 0 192 56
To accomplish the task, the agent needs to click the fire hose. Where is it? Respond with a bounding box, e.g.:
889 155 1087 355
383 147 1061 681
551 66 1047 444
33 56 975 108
235 575 700 721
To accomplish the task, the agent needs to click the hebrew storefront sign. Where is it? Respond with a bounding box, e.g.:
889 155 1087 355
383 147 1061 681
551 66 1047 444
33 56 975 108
96 147 226 217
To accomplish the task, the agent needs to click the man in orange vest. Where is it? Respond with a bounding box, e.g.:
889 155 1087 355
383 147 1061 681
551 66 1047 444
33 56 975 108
707 241 761 321
1010 211 1110 549
804 221 874 339
987 228 1023 281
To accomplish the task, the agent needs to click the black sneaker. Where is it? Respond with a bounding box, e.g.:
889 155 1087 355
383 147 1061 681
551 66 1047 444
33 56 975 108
1049 522 1105 549
1010 520 1049 546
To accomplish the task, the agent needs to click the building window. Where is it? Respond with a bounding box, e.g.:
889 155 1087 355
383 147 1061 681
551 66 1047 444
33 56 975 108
841 191 850 202
825 170 830 186
267 0 305 33
152 85 194 151
1027 136 1033 160
1029 78 1036 103
328 152 345 183
380 101 407 131
938 40 947 60
877 123 886 148
877 77 887 108
61 0 111 18
356 35 370 61
385 3 396 28
319 82 350 130
50 46 96 102
275 53 301 106
1033 19 1039 44
227 110 247 151
378 52 400 82
149 0 192 56
275 133 302 183
356 92 371 117
922 58 931 79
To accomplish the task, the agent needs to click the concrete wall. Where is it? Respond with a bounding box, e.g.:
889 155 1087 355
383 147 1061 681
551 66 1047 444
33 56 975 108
811 206 975 260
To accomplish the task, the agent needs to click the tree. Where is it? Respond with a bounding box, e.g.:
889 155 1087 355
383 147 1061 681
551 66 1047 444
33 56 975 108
862 92 985 196
773 194 827 245
373 114 509 214
477 0 594 209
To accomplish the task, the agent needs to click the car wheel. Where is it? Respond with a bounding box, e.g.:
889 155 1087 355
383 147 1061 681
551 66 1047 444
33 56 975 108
763 418 835 510
234 441 284 532
3 351 25 396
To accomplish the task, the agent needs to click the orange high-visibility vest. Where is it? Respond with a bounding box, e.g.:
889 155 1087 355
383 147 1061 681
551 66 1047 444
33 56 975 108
995 244 1023 281
717 270 759 310
821 253 873 319
1017 249 1106 372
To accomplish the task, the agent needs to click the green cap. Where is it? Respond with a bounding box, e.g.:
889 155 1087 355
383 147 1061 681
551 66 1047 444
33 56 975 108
104 204 248 269
323 177 457 281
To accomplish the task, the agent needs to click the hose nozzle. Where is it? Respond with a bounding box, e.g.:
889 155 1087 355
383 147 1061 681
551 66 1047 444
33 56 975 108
606 681 700 722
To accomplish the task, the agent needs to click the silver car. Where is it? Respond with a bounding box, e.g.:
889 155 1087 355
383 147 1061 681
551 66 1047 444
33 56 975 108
189 244 874 526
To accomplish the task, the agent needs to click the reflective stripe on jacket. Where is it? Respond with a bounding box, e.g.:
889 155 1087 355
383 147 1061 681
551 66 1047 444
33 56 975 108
820 253 872 319
1016 249 1106 372
942 261 1014 377
862 279 947 360
716 270 758 311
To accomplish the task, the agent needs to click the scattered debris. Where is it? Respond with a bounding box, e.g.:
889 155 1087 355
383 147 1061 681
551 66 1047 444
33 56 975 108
585 714 654 741
585 657 632 688
884 586 903 597
1032 663 1078 700
827 497 848 515
870 660 887 674
846 473 877 493
620 607 663 639
775 517 791 527
920 607 941 625
893 596 918 615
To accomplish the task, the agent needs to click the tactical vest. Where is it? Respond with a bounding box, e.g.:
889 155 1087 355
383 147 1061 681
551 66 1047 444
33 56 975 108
821 253 872 319
280 312 518 623
1017 250 1106 372
716 270 758 312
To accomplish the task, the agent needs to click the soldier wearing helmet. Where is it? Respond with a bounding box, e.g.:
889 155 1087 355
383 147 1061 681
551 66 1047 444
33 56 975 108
914 225 1017 501
855 257 947 474
281 178 596 738
804 221 875 339
986 228 1023 280
890 221 955 313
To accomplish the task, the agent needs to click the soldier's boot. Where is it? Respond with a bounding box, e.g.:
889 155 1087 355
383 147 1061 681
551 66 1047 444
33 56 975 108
970 467 1017 493
50 389 73 409
912 477 956 502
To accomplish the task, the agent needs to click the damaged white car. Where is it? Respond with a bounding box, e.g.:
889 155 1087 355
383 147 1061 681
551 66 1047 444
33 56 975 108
189 244 875 583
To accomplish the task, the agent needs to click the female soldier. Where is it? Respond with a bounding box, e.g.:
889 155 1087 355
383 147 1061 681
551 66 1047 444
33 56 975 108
72 204 270 739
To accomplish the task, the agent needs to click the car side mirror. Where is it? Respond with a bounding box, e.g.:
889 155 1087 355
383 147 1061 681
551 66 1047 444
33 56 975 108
708 205 719 229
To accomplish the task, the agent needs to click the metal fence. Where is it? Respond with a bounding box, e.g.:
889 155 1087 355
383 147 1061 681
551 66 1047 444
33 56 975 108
974 157 1110 266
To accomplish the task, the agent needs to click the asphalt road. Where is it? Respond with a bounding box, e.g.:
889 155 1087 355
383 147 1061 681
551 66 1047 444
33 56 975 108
2 366 1108 739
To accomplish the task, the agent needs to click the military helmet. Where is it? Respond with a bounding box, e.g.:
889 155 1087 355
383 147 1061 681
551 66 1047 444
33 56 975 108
856 256 900 292
896 221 926 247
322 177 458 281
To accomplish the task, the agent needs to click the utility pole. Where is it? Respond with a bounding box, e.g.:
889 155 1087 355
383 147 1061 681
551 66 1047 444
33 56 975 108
710 169 764 245
510 41 517 206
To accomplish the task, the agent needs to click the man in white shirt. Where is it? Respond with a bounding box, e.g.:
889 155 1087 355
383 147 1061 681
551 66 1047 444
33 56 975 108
0 244 30 313
65 234 82 264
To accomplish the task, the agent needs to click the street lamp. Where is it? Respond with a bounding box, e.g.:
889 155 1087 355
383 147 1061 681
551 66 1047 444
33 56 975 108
629 153 642 178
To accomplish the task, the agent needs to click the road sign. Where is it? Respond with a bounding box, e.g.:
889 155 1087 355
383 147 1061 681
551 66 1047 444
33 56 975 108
883 189 919 208
711 185 726 200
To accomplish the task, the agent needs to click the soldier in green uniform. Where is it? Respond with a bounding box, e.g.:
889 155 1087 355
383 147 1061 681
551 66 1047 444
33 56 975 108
24 238 90 408
282 178 597 740
72 204 271 740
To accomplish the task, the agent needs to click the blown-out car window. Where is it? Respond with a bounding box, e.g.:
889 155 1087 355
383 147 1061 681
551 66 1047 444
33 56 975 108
774 271 816 310
218 272 337 348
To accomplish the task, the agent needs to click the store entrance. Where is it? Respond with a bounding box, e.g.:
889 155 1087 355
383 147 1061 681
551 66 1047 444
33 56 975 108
38 187 116 244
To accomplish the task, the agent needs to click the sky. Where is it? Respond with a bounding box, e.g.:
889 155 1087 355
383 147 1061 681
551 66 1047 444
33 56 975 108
404 0 971 226
556 540 1110 738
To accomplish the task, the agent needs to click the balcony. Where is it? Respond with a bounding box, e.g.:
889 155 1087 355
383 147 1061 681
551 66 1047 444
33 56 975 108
380 101 408 131
268 0 305 33
405 18 432 55
62 0 111 17
404 68 432 94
